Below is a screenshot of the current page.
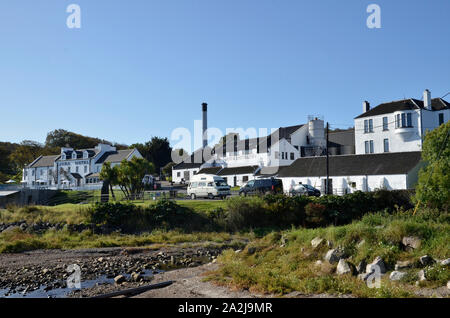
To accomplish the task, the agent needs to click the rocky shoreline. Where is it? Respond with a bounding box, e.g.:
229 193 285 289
0 244 240 298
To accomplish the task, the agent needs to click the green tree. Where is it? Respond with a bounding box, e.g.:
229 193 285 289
100 162 119 201
415 121 450 211
9 140 46 170
115 157 155 200
130 137 172 174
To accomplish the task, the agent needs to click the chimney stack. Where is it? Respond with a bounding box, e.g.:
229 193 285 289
202 102 208 148
363 101 370 113
423 89 432 110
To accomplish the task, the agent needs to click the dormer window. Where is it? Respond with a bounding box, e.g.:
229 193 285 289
72 152 77 159
62 154 66 160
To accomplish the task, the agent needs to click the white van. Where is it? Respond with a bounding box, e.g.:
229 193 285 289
187 174 231 200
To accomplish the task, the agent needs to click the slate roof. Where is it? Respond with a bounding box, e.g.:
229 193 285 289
217 165 259 176
278 151 423 177
27 155 60 168
95 149 135 164
197 167 223 175
355 98 450 119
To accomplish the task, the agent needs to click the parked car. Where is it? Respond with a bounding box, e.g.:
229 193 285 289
239 178 283 196
290 183 321 197
187 174 231 199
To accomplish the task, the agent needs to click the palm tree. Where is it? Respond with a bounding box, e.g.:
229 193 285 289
99 162 118 201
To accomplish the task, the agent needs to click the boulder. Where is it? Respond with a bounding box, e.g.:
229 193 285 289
336 259 353 275
311 237 325 249
440 258 450 266
395 260 414 271
247 247 256 255
324 249 344 264
389 271 407 281
418 270 426 281
131 272 142 282
327 240 333 248
114 275 126 284
366 256 386 274
357 272 372 282
356 259 367 274
402 236 421 250
419 255 434 267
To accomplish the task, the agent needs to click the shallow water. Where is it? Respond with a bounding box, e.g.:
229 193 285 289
0 269 161 298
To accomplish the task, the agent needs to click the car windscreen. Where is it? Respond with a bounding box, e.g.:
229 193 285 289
215 181 228 187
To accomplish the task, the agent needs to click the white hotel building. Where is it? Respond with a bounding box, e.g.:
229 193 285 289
22 143 142 190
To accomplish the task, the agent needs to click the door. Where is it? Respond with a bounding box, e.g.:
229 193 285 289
322 179 333 195
183 171 190 181
233 176 237 187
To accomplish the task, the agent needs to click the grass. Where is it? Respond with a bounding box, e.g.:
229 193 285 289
207 210 450 298
0 200 227 225
0 227 248 253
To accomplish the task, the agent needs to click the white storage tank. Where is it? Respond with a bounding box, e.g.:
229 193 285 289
308 118 325 146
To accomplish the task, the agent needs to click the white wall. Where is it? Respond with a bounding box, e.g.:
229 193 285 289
172 168 200 183
281 174 408 195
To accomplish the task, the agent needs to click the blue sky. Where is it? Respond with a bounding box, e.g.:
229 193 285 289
1 0 449 150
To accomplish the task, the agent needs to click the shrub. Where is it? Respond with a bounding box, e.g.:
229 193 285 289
304 203 327 227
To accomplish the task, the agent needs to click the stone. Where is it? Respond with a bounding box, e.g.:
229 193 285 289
131 272 142 282
315 260 323 266
42 268 50 275
247 247 256 255
418 270 426 281
97 257 104 262
19 223 27 231
281 235 288 245
356 259 367 274
402 236 421 250
419 255 434 267
357 272 372 282
234 249 242 254
324 249 344 264
336 259 353 275
440 258 450 266
395 260 414 271
447 281 450 290
366 256 386 274
389 271 407 281
311 237 325 249
114 275 126 284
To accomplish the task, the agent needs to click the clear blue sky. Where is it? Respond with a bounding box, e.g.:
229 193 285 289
1 0 449 150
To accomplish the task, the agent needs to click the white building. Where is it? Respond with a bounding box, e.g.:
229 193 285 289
278 152 423 195
22 143 142 190
355 90 449 155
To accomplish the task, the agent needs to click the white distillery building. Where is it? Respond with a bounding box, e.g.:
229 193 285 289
22 143 142 190
278 152 423 195
355 89 449 155
172 103 356 186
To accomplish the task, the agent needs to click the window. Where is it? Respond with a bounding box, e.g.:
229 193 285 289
281 152 285 160
84 166 87 173
396 114 400 128
32 170 35 176
439 113 444 125
407 113 412 127
384 139 389 152
198 182 206 187
76 166 79 173
383 117 388 130
290 152 295 160
68 167 71 172
364 119 373 133
365 140 374 154
177 172 181 177
243 176 249 182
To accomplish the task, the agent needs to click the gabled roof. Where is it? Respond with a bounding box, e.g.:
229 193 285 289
95 149 135 164
197 167 223 175
27 155 60 168
278 151 422 177
217 165 259 176
355 98 449 119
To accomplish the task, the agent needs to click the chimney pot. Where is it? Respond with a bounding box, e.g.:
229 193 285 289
363 101 370 113
423 89 432 110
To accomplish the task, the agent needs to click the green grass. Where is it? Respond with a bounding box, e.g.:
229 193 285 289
0 200 226 225
207 210 450 298
0 227 248 253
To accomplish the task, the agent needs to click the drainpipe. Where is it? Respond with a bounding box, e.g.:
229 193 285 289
419 108 424 149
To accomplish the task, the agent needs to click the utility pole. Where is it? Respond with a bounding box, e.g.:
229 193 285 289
326 122 329 195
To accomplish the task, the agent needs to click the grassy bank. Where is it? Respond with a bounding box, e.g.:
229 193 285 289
207 209 450 298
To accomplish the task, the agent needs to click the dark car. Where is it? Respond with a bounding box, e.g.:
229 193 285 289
239 178 283 196
290 183 321 197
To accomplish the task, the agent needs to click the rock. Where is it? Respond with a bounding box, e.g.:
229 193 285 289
327 240 333 248
234 249 242 254
356 259 367 274
356 240 365 249
114 275 126 284
395 260 414 271
389 271 407 281
19 223 27 231
311 237 325 249
131 272 142 282
336 259 353 275
315 260 323 266
402 236 421 250
447 281 450 290
3 225 19 233
440 258 450 266
324 249 344 264
366 256 386 274
419 255 434 267
247 247 256 255
357 272 372 282
418 270 426 281
42 268 50 275
97 257 104 262
281 235 288 245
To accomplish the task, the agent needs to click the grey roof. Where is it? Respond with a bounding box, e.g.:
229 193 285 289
217 165 259 176
355 98 449 119
197 167 223 175
70 173 83 179
95 149 135 164
278 151 422 177
28 155 60 168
